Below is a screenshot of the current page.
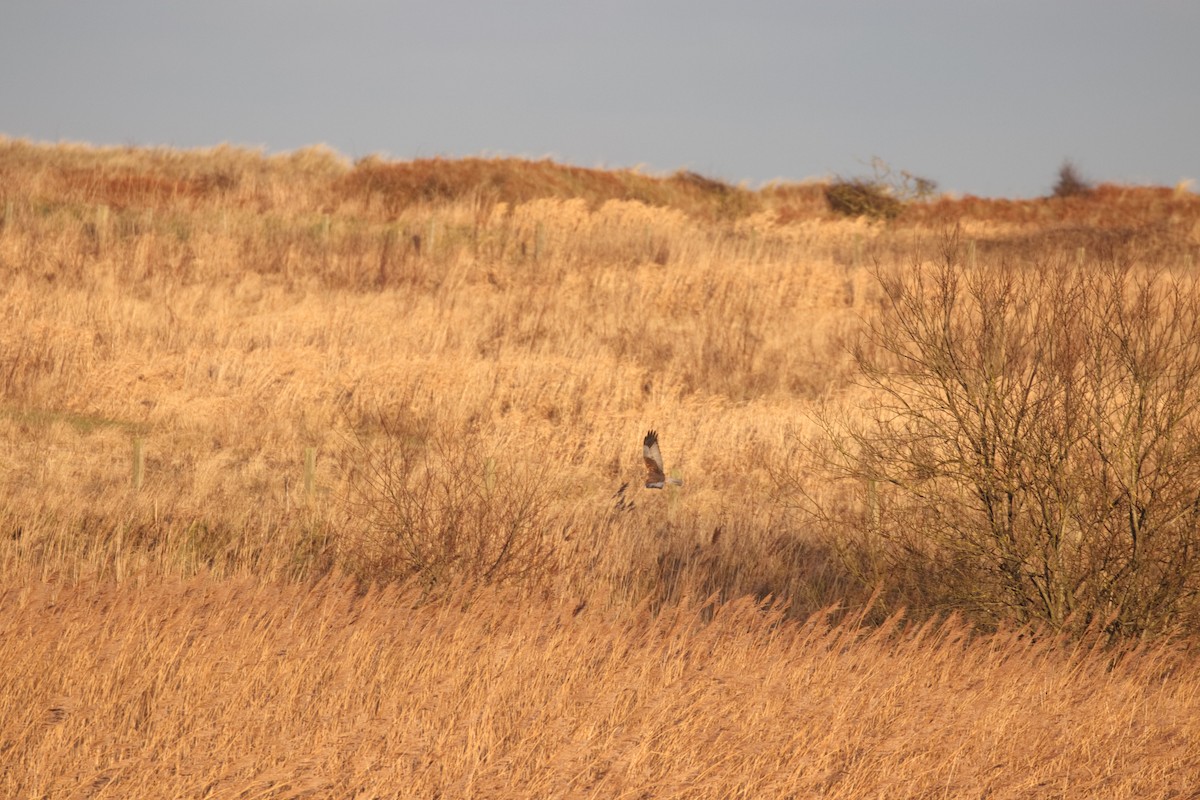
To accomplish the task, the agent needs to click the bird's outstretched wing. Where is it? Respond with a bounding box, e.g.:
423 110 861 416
643 430 666 488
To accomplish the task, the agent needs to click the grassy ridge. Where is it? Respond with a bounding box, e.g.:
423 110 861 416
5 136 1196 228
2 138 1200 796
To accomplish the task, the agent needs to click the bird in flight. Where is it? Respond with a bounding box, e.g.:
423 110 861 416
643 430 683 489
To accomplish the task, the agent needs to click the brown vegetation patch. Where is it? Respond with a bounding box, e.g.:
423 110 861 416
332 156 759 220
908 183 1200 233
54 167 233 209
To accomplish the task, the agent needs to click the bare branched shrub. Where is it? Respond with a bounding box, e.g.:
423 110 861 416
342 419 555 589
826 179 904 220
826 159 937 221
1053 160 1093 198
800 230 1200 635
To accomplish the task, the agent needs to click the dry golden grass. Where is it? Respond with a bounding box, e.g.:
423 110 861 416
0 138 882 606
2 138 1200 796
6 573 1200 798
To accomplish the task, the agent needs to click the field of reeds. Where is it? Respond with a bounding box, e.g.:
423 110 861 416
3 137 1200 797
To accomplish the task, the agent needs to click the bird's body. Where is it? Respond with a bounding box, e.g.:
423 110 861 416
643 430 683 489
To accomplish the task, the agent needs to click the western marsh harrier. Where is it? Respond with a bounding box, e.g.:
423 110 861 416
643 430 683 489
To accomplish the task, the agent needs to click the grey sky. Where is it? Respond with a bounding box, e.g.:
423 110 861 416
2 1 1196 197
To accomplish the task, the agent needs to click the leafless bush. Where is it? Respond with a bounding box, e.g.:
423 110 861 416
797 230 1200 636
826 158 938 220
825 179 904 220
1053 160 1093 198
342 419 555 589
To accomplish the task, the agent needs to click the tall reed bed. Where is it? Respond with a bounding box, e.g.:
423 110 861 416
4 572 1197 798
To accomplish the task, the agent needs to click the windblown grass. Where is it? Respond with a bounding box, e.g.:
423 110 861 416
5 573 1199 798
1 138 1199 796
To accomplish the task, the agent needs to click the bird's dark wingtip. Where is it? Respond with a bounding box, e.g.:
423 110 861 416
644 429 658 446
